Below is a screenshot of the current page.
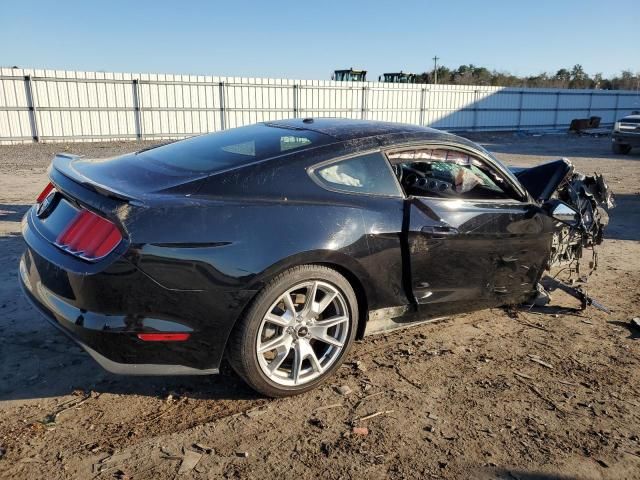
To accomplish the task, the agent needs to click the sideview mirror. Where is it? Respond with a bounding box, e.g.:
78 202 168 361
547 200 580 226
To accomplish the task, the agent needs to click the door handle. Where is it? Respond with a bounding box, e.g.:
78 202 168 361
421 226 459 238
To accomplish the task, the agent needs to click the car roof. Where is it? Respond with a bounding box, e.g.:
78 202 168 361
265 118 450 142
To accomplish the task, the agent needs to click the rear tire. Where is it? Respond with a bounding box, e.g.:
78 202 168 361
227 265 358 397
612 142 631 154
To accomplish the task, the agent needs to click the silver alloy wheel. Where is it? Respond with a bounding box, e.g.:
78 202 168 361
256 280 350 386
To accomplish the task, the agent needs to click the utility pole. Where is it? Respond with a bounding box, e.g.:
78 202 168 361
432 56 439 85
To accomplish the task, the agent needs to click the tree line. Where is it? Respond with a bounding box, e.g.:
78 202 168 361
417 64 640 90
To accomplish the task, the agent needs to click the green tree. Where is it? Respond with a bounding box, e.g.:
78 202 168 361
416 64 638 90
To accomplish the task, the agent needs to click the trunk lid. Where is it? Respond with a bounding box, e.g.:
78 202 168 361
51 151 207 202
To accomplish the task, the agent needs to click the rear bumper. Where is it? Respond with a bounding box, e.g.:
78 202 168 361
612 132 640 147
19 272 218 376
19 229 256 375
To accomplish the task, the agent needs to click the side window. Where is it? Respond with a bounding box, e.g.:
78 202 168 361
313 152 401 197
388 148 518 200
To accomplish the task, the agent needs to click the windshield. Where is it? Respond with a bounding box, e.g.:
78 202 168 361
136 124 331 173
474 144 525 192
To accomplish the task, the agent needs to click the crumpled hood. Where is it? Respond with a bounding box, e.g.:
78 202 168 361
510 158 574 202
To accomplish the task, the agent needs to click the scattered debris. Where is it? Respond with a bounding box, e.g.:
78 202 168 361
160 447 181 460
244 407 268 418
192 443 213 454
113 469 129 480
41 394 92 426
557 379 579 387
528 354 554 369
427 412 439 421
0 447 5 459
354 361 367 372
515 377 565 415
178 450 202 474
354 391 385 410
569 116 601 133
513 316 549 332
336 385 353 396
138 397 187 426
623 450 640 459
441 431 458 441
308 418 327 429
356 410 394 422
394 365 422 389
313 403 343 412
352 427 369 436
235 451 249 458
84 442 101 454
92 452 132 474
514 371 534 380
543 276 610 313
399 346 413 355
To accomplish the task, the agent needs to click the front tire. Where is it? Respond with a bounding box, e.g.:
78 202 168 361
612 142 631 154
227 265 358 397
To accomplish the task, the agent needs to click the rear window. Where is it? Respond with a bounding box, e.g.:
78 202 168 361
137 124 329 173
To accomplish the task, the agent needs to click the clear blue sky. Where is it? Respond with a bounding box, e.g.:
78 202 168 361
1 0 638 79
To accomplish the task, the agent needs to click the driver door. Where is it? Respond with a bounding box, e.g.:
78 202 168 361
389 145 553 318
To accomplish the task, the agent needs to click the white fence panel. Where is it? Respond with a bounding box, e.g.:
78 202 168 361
2 67 640 144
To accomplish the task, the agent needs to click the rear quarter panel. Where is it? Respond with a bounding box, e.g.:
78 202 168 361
125 148 409 313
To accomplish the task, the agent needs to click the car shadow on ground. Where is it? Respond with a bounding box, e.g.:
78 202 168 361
607 321 640 340
0 203 30 223
0 319 261 403
604 194 640 241
481 468 584 480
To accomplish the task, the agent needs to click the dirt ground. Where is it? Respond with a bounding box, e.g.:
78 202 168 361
1 132 639 480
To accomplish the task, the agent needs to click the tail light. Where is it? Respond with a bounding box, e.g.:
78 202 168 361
56 209 123 261
36 182 55 203
137 333 191 342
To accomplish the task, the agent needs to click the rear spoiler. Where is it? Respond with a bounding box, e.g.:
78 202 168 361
51 153 144 204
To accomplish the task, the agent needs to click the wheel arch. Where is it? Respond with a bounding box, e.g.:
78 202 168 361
229 250 374 347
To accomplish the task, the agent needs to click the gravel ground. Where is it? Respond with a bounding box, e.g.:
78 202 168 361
0 132 639 480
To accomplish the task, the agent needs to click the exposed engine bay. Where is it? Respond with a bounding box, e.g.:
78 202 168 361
548 171 613 268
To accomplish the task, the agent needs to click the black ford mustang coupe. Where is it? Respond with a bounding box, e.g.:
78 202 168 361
19 119 613 396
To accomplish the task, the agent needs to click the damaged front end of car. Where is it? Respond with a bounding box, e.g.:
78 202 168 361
512 159 615 311
548 166 615 270
513 158 615 270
